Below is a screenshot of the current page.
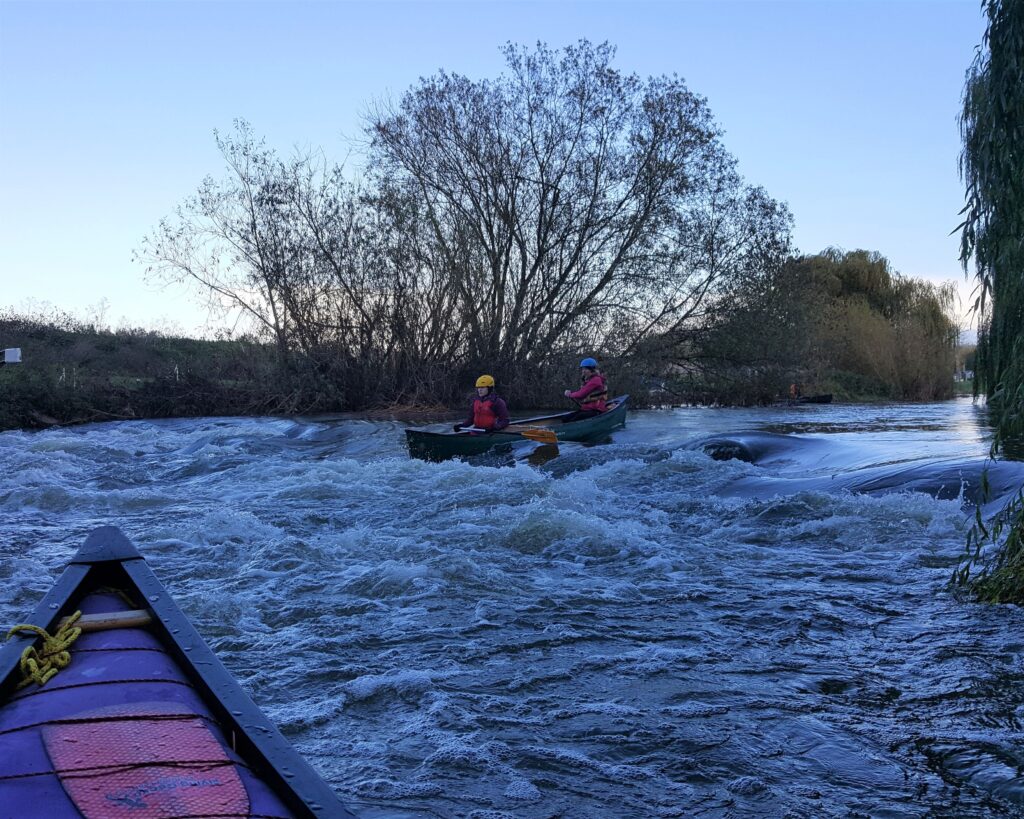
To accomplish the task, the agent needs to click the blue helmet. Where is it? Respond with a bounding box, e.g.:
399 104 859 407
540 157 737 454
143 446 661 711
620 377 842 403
580 357 598 369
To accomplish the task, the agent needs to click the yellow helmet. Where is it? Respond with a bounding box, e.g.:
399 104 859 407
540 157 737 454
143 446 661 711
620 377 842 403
475 374 495 388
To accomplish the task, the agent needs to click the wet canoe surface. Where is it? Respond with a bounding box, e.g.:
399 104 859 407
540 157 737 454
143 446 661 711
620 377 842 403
0 527 357 818
406 395 629 461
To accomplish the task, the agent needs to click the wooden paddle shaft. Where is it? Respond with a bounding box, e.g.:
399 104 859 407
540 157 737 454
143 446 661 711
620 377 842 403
58 609 153 633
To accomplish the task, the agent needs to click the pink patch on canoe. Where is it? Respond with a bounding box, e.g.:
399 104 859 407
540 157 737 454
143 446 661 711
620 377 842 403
42 703 249 818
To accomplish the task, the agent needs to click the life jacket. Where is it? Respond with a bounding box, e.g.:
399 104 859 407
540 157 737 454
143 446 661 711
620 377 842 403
579 373 609 411
473 396 499 430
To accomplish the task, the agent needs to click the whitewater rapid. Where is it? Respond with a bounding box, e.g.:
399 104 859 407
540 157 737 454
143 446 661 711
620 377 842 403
2 398 1023 817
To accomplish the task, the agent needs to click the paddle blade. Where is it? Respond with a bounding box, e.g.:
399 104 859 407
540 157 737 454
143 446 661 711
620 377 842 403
520 428 558 444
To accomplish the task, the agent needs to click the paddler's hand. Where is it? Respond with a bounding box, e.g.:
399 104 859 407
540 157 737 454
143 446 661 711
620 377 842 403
563 390 572 397
453 424 463 432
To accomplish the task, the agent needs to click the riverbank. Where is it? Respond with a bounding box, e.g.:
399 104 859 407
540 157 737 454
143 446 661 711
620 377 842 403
0 313 960 432
0 318 276 430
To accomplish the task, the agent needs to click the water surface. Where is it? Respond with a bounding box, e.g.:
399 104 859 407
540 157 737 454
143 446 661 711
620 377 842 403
2 397 1023 818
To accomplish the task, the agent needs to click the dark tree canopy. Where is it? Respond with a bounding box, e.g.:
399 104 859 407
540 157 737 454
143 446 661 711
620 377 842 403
692 248 958 405
141 42 794 406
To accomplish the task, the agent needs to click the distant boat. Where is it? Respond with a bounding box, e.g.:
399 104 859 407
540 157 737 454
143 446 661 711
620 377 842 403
0 526 358 818
406 395 630 461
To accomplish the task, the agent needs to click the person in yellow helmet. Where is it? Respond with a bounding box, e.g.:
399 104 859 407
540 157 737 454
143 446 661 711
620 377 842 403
454 375 510 432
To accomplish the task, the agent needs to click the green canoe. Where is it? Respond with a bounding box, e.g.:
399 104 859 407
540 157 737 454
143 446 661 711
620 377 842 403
406 395 629 461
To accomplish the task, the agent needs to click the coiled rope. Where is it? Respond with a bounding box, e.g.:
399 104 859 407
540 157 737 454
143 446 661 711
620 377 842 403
6 611 82 689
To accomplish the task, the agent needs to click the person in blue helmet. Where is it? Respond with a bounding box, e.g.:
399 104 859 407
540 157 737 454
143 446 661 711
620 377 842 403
562 357 609 422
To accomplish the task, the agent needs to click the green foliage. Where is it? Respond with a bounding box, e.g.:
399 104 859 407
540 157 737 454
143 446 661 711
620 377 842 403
960 1 1024 410
960 345 977 372
955 491 1024 603
816 370 895 402
690 248 958 403
952 0 1024 603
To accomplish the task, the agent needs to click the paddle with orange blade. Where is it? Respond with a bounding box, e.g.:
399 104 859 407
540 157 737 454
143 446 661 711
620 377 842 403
519 428 558 444
505 424 559 444
457 422 559 446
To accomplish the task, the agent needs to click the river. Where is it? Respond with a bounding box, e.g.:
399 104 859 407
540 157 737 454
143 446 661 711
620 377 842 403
2 397 1023 818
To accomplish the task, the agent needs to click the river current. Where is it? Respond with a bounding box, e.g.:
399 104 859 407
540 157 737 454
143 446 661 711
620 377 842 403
2 398 1024 818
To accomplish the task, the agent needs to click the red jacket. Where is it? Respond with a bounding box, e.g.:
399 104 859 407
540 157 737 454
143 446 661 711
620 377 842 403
463 393 510 431
568 373 609 412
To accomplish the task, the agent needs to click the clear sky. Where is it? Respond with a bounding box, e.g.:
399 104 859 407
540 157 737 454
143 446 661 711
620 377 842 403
0 0 985 337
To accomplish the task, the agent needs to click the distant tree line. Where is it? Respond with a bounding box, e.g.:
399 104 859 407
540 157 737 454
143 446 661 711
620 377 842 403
0 308 284 430
0 41 960 431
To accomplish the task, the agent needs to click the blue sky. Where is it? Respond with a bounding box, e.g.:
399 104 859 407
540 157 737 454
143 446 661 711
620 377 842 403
0 0 985 336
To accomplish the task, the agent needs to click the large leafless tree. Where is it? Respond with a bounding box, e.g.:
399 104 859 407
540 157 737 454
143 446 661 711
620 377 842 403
369 41 790 371
141 42 793 405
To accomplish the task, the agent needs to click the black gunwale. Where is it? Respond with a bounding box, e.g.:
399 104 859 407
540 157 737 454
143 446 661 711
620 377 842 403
0 525 358 818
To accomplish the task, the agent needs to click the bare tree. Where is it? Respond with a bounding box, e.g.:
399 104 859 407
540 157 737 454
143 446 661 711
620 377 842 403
138 121 317 361
139 43 795 408
368 41 780 373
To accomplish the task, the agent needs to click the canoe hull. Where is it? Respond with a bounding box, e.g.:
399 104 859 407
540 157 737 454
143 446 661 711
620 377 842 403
406 395 629 461
0 526 357 818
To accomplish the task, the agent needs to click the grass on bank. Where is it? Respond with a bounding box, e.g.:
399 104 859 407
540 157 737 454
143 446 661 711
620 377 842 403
0 316 280 430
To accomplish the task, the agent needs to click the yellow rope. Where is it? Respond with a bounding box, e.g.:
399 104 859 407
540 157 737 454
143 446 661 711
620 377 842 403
6 611 83 689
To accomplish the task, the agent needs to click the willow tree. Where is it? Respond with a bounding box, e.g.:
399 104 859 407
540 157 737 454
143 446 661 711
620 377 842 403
953 0 1024 601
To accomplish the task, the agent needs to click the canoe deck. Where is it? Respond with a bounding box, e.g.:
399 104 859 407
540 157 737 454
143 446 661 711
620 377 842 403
1 589 296 817
0 527 357 818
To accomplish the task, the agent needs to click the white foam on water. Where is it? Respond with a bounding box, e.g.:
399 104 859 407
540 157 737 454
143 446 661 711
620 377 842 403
2 401 1023 816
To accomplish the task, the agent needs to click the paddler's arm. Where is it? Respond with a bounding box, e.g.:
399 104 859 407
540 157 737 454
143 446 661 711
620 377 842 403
567 376 599 401
493 397 510 430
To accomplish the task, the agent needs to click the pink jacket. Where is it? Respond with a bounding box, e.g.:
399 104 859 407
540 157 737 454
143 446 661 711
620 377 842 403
568 373 609 411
